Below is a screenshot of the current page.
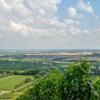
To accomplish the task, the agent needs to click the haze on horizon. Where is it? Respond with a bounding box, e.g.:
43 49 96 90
0 0 100 49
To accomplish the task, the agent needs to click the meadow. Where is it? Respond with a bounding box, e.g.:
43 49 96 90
0 75 33 91
0 75 33 99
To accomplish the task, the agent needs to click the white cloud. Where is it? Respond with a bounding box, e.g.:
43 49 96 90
70 27 81 36
78 0 94 14
10 20 33 36
9 16 82 39
39 9 46 16
10 21 27 32
24 0 58 17
67 7 77 17
84 30 90 34
49 0 62 4
0 33 3 38
0 0 99 49
1 0 13 10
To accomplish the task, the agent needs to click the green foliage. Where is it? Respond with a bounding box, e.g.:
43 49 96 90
15 60 100 100
13 69 40 75
62 60 94 100
92 77 100 99
24 78 32 83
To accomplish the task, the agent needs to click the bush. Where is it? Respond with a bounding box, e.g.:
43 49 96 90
15 60 100 100
24 78 32 83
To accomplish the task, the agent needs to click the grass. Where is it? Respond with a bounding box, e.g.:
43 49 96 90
0 92 21 99
0 92 15 99
0 75 33 91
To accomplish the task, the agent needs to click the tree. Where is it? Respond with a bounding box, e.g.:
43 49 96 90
15 60 100 100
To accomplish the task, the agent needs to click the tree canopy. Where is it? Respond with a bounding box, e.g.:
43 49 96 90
15 60 100 100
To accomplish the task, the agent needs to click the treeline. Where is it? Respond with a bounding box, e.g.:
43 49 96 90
13 70 40 75
0 70 12 78
16 60 100 100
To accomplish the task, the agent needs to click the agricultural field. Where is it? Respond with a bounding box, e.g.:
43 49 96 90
0 49 100 99
0 75 34 99
0 75 33 91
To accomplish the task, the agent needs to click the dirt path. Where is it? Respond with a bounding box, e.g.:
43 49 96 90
0 81 34 100
14 82 33 92
0 90 10 95
0 81 33 96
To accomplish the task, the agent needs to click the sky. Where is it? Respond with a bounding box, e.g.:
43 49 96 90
0 0 100 49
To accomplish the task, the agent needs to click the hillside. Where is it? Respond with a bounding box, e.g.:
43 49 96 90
16 60 100 100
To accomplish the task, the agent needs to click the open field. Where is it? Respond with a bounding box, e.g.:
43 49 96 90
0 75 34 99
0 75 33 91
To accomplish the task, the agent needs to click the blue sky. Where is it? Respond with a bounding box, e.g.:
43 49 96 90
0 0 100 49
57 0 99 29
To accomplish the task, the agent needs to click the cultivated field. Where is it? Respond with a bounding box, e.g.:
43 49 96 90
0 75 34 99
0 75 33 91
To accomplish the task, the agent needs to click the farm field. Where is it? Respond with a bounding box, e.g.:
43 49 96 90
0 50 100 99
0 75 33 91
0 75 34 100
